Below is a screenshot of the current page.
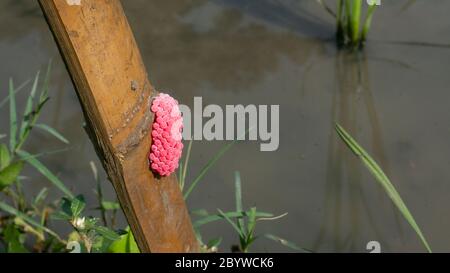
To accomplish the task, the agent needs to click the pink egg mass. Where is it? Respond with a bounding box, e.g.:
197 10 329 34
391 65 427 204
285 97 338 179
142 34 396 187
149 93 183 176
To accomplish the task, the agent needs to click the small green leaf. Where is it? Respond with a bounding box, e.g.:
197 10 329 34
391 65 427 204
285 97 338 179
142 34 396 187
4 224 29 253
93 226 120 241
91 235 110 253
61 197 73 217
107 227 140 253
0 144 10 170
101 201 120 210
206 237 222 249
0 161 24 190
247 207 257 236
51 210 72 221
85 217 98 227
70 195 86 218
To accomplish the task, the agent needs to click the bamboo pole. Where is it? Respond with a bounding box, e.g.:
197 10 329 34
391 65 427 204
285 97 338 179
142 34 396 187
38 0 199 252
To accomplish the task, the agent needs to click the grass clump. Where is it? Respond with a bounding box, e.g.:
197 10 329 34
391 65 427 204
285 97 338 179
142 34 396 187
0 64 124 253
317 0 378 50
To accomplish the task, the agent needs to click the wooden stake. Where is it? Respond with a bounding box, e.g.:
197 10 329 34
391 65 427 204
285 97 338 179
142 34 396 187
38 0 199 252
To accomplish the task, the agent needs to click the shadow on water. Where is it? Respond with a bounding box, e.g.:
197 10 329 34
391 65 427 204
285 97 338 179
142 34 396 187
214 0 333 38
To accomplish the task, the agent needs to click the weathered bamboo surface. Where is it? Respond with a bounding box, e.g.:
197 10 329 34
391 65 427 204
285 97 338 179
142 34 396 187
38 0 199 252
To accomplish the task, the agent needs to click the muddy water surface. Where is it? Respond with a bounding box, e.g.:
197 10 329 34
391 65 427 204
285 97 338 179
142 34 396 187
1 0 450 252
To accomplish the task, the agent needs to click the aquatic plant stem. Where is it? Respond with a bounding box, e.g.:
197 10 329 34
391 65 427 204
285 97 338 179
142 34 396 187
350 0 362 46
361 4 377 43
324 0 377 50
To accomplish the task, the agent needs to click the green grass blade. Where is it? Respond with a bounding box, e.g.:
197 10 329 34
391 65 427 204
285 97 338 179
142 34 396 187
194 228 204 246
361 4 377 42
247 207 257 236
191 209 209 217
16 150 74 198
234 171 245 233
217 209 244 238
14 97 50 152
335 124 432 253
0 161 24 190
34 123 69 144
0 79 31 109
33 187 49 207
183 128 253 200
0 144 11 170
14 62 53 152
183 141 235 200
193 211 273 228
40 61 52 103
180 139 193 190
345 0 353 39
264 234 312 252
9 78 17 151
178 160 184 189
19 71 40 140
16 147 71 162
100 201 120 210
350 0 362 44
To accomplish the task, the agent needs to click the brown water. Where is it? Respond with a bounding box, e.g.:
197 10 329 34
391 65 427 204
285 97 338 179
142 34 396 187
1 0 450 252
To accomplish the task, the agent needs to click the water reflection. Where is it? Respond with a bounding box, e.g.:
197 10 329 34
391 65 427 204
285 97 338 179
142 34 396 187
1 0 450 252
